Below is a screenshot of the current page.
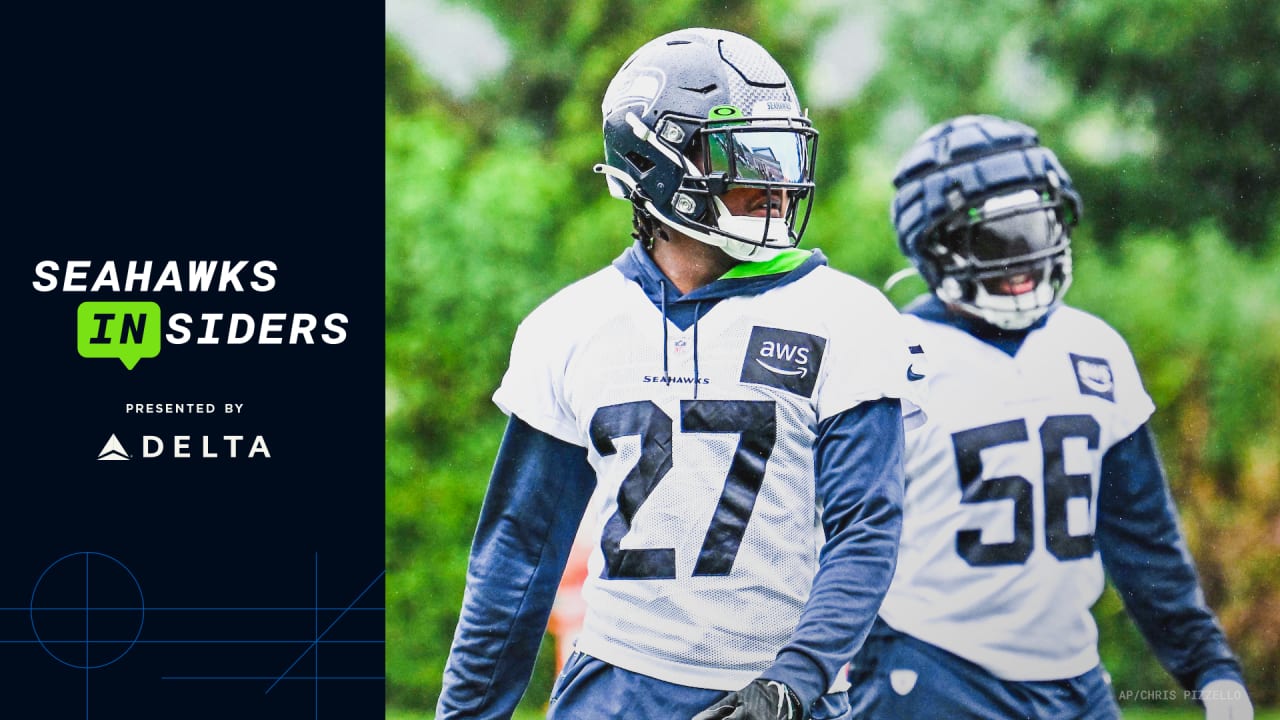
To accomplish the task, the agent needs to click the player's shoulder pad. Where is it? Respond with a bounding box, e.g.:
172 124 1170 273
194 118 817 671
515 265 632 337
1046 305 1134 356
802 266 902 321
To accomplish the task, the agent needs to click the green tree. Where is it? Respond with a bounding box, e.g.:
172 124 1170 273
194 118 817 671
1039 0 1280 250
386 1 1280 711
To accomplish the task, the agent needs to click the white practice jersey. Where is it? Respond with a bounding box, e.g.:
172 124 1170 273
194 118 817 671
878 305 1155 681
493 262 920 691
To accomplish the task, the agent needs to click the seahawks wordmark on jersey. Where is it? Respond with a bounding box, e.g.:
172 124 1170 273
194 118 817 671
878 306 1154 681
494 260 919 691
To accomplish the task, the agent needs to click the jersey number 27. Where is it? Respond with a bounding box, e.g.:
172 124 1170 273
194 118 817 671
590 399 777 580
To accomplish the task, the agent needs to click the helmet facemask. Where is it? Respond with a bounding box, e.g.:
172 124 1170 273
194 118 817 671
663 111 818 261
596 28 819 262
927 188 1074 330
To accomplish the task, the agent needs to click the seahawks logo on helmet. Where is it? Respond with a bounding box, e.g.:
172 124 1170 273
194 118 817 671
603 68 666 120
595 28 819 262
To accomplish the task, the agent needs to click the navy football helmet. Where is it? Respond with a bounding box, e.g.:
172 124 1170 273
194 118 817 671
595 28 817 262
891 114 1082 330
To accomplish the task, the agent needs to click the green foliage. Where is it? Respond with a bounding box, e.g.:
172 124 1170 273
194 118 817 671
387 2 1280 712
385 89 570 712
1039 0 1280 248
1069 227 1280 472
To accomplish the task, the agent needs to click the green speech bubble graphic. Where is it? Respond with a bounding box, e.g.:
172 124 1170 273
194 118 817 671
77 301 162 370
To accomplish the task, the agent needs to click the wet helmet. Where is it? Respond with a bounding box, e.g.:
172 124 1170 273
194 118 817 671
596 28 818 262
891 114 1081 329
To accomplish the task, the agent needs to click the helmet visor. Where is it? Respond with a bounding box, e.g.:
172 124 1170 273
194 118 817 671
969 207 1066 265
704 127 812 185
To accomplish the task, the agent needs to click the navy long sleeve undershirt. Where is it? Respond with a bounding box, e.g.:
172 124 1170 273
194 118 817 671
435 415 596 719
761 397 906 707
1096 423 1244 692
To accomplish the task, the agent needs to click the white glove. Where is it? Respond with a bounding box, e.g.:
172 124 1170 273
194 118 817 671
1201 679 1253 720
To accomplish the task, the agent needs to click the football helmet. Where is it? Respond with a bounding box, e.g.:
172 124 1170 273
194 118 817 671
595 28 817 262
891 114 1082 330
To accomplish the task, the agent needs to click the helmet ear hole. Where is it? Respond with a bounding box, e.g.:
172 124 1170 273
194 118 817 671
624 151 655 173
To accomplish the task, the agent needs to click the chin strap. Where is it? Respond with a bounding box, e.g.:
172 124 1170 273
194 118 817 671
710 196 791 246
883 266 921 293
594 162 640 198
594 161 793 262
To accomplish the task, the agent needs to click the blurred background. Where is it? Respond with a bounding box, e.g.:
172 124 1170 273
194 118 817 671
385 0 1280 716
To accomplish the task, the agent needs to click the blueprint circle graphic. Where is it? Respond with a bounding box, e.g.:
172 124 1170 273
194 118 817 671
29 552 145 669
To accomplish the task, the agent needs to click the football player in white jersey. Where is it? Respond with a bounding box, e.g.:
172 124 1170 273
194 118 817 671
845 114 1253 720
436 27 924 720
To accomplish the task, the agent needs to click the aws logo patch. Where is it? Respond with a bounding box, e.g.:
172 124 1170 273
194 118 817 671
1070 353 1115 402
739 326 826 398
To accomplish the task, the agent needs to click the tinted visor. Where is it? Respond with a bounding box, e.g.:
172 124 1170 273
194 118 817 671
705 128 811 184
968 207 1067 266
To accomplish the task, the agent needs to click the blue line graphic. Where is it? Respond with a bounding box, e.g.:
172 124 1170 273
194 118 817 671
8 552 385 719
264 568 386 694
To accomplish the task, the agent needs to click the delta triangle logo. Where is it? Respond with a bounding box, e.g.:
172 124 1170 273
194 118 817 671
97 434 131 461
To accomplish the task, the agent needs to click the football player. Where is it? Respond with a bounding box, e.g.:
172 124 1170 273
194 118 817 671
845 114 1253 720
435 27 923 720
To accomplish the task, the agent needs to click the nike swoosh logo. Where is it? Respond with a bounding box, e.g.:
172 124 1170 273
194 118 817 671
906 364 925 381
755 359 807 378
767 681 791 719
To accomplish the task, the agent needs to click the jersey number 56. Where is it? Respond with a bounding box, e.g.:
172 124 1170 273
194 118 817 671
952 414 1100 566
